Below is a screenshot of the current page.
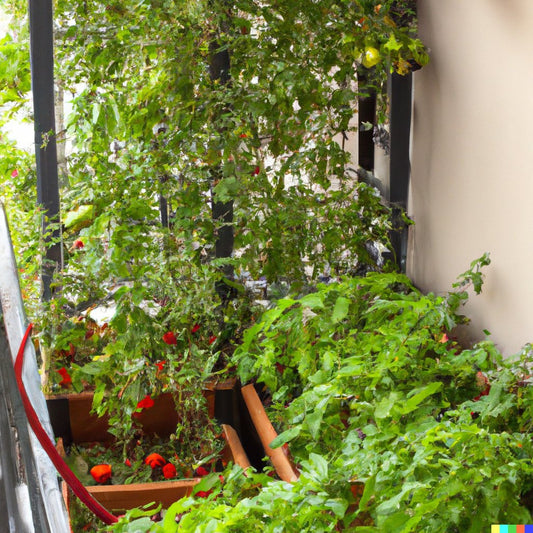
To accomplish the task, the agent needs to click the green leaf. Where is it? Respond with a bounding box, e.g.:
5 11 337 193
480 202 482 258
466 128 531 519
401 382 443 414
299 292 324 310
308 452 328 479
358 476 376 510
213 177 241 202
78 360 106 376
270 426 301 448
305 408 324 439
123 517 156 531
92 102 101 125
64 204 95 230
375 492 404 516
324 498 348 518
92 382 106 409
383 34 403 53
64 453 91 485
374 392 399 419
331 296 350 323
194 472 221 493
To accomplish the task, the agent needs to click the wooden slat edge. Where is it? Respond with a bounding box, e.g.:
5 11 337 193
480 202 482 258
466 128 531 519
221 423 251 470
87 479 200 512
241 384 298 482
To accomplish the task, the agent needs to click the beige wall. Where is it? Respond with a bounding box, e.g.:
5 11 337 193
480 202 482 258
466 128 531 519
407 0 533 355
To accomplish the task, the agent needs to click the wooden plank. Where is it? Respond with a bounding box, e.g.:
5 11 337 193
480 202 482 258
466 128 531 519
241 384 298 482
47 385 235 444
221 424 251 470
86 479 199 513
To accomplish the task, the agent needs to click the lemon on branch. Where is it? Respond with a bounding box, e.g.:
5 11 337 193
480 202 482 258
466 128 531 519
362 46 381 68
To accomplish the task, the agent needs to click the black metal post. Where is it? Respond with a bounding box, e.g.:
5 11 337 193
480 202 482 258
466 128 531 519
388 71 413 272
357 67 377 172
28 0 62 300
159 194 169 228
209 37 235 302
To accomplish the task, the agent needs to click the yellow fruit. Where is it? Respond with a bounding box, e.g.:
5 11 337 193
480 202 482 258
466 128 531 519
362 46 381 68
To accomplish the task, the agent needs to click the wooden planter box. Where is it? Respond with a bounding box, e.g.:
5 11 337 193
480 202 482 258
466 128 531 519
48 379 251 513
59 422 250 513
46 379 237 445
241 384 372 525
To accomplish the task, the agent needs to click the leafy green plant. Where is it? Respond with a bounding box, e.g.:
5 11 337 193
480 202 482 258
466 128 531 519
105 462 365 533
106 257 533 532
0 1 442 530
233 256 533 531
50 0 427 288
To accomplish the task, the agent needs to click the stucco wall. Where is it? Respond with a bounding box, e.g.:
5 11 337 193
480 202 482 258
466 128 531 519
407 0 533 355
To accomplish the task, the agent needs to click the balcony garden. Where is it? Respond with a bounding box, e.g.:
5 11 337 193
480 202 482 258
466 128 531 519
1 0 533 531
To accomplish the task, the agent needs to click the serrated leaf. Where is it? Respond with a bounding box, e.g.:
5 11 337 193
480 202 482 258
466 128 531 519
213 176 241 202
383 34 403 53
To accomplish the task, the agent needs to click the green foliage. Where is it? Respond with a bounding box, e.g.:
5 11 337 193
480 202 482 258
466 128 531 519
0 9 42 311
106 258 533 532
51 0 426 287
0 1 464 531
29 0 426 490
106 463 362 532
230 259 533 531
0 32 30 110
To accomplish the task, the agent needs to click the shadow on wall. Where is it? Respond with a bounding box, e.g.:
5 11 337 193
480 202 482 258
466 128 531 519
487 0 533 28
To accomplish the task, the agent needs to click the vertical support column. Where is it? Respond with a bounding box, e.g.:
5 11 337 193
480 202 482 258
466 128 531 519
209 31 235 302
28 0 62 300
388 71 413 272
357 67 376 173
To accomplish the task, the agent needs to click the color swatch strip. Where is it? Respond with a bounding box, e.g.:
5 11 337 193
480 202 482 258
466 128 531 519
491 526 533 533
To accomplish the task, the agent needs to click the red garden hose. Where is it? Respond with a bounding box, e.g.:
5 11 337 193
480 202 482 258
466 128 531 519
14 323 118 525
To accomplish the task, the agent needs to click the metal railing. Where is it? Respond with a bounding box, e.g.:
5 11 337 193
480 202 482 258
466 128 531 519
0 204 70 532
